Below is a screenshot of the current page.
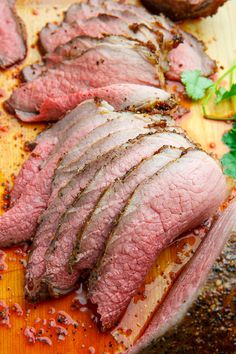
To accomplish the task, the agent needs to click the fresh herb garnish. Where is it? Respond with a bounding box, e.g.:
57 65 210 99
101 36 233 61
215 83 236 104
221 122 236 178
180 70 213 100
180 63 236 178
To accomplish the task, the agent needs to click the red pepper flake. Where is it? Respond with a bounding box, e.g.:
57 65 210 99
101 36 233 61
0 126 9 133
209 142 216 149
32 9 39 15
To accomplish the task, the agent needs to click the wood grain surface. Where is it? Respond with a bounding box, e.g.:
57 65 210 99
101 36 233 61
0 1 235 353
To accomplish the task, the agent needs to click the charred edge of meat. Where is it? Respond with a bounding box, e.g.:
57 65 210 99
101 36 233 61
125 94 177 115
141 0 227 21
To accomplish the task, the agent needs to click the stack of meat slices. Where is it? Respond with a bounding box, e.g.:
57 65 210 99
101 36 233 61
0 89 232 330
6 0 216 122
1 1 235 352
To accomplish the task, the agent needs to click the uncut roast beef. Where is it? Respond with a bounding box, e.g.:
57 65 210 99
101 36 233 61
142 0 227 21
0 0 26 68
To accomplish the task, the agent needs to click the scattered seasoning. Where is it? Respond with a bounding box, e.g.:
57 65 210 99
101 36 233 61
24 326 52 346
55 325 68 341
23 141 37 152
79 307 88 312
48 307 55 315
0 250 8 271
38 328 44 335
57 311 77 326
1 182 11 210
11 303 23 317
19 258 27 267
36 337 52 346
48 318 56 328
88 346 96 354
24 327 36 343
0 301 11 327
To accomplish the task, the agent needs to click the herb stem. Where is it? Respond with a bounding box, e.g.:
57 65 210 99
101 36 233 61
202 63 236 119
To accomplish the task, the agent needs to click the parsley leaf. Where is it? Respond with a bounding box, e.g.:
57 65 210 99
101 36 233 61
221 122 236 178
215 87 227 104
222 122 236 150
181 70 213 100
216 83 236 104
221 151 236 178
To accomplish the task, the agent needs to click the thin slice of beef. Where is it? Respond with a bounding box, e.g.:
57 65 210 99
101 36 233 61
25 129 151 301
8 84 175 123
42 131 195 299
125 199 236 354
59 1 216 79
52 115 174 195
71 147 185 272
166 31 216 81
39 14 159 54
0 100 122 247
25 115 158 300
89 150 227 330
10 99 112 204
7 36 161 122
0 0 26 68
56 114 174 173
142 0 227 21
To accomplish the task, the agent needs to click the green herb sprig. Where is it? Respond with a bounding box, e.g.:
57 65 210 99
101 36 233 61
180 63 236 178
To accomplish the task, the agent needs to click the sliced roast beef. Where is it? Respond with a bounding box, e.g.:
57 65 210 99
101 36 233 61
10 99 112 204
8 84 175 123
71 147 185 272
56 114 174 173
38 1 215 79
142 0 227 21
41 131 195 299
166 31 216 81
25 115 159 300
89 150 227 330
39 14 159 54
0 0 26 68
0 100 126 247
7 36 161 122
52 115 175 195
126 199 236 354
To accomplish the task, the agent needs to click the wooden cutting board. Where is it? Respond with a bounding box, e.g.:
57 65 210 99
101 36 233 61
0 1 235 353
